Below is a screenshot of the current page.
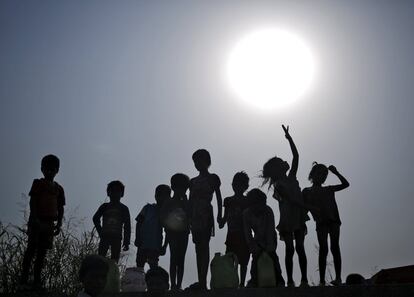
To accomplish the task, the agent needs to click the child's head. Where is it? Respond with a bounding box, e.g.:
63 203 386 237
170 173 190 195
145 266 169 294
79 255 109 297
261 157 290 186
155 184 171 205
192 149 211 172
246 188 267 207
107 180 125 201
41 154 60 180
308 162 328 185
232 171 249 195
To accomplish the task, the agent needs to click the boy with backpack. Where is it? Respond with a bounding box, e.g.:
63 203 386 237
135 184 170 269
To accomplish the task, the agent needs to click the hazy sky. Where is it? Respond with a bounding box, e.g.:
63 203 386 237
1 0 414 286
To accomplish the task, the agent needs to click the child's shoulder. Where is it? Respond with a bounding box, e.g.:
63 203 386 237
208 173 221 187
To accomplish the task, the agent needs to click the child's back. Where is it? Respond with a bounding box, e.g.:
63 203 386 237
136 203 163 251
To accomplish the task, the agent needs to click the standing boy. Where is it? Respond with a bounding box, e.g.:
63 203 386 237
20 154 65 289
93 181 131 263
189 149 223 290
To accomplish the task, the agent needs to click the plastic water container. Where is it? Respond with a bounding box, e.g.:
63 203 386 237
103 259 121 293
257 252 276 287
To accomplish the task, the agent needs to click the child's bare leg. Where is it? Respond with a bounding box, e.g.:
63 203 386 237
98 239 110 257
294 230 308 284
33 247 47 286
284 235 295 285
317 228 329 284
240 264 247 287
330 225 342 282
177 236 188 289
169 253 177 289
195 240 209 289
21 245 36 284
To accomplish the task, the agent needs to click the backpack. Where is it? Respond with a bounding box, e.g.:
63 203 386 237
257 252 276 287
210 252 239 289
121 267 147 292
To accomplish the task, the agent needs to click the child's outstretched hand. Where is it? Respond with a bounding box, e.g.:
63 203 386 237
282 125 291 139
328 165 338 173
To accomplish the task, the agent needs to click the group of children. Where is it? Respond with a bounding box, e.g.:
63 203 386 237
20 125 349 293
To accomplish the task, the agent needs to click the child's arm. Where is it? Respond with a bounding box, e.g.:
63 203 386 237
54 186 65 235
123 207 131 251
28 180 41 225
92 205 104 237
328 165 350 192
213 175 223 224
160 231 168 256
282 125 299 178
134 207 146 247
218 199 228 229
243 211 260 255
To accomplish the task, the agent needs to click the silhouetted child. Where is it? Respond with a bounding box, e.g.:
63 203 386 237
261 125 310 287
20 154 65 289
189 149 223 290
93 181 131 263
218 171 250 287
162 174 191 291
302 163 349 286
135 184 170 270
243 188 284 287
77 254 109 297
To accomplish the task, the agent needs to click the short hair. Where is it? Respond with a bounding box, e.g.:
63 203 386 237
232 171 249 191
41 154 60 170
192 149 211 166
308 162 328 184
78 254 109 281
107 180 125 193
155 184 171 197
170 173 190 191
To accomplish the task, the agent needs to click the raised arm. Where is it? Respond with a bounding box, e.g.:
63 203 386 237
282 125 299 178
328 165 350 192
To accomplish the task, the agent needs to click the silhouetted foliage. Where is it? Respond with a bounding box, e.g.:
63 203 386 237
0 195 122 295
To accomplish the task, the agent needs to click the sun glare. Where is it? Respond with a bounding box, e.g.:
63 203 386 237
227 28 316 110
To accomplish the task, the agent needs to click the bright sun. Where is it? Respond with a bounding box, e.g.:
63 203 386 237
227 28 316 110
